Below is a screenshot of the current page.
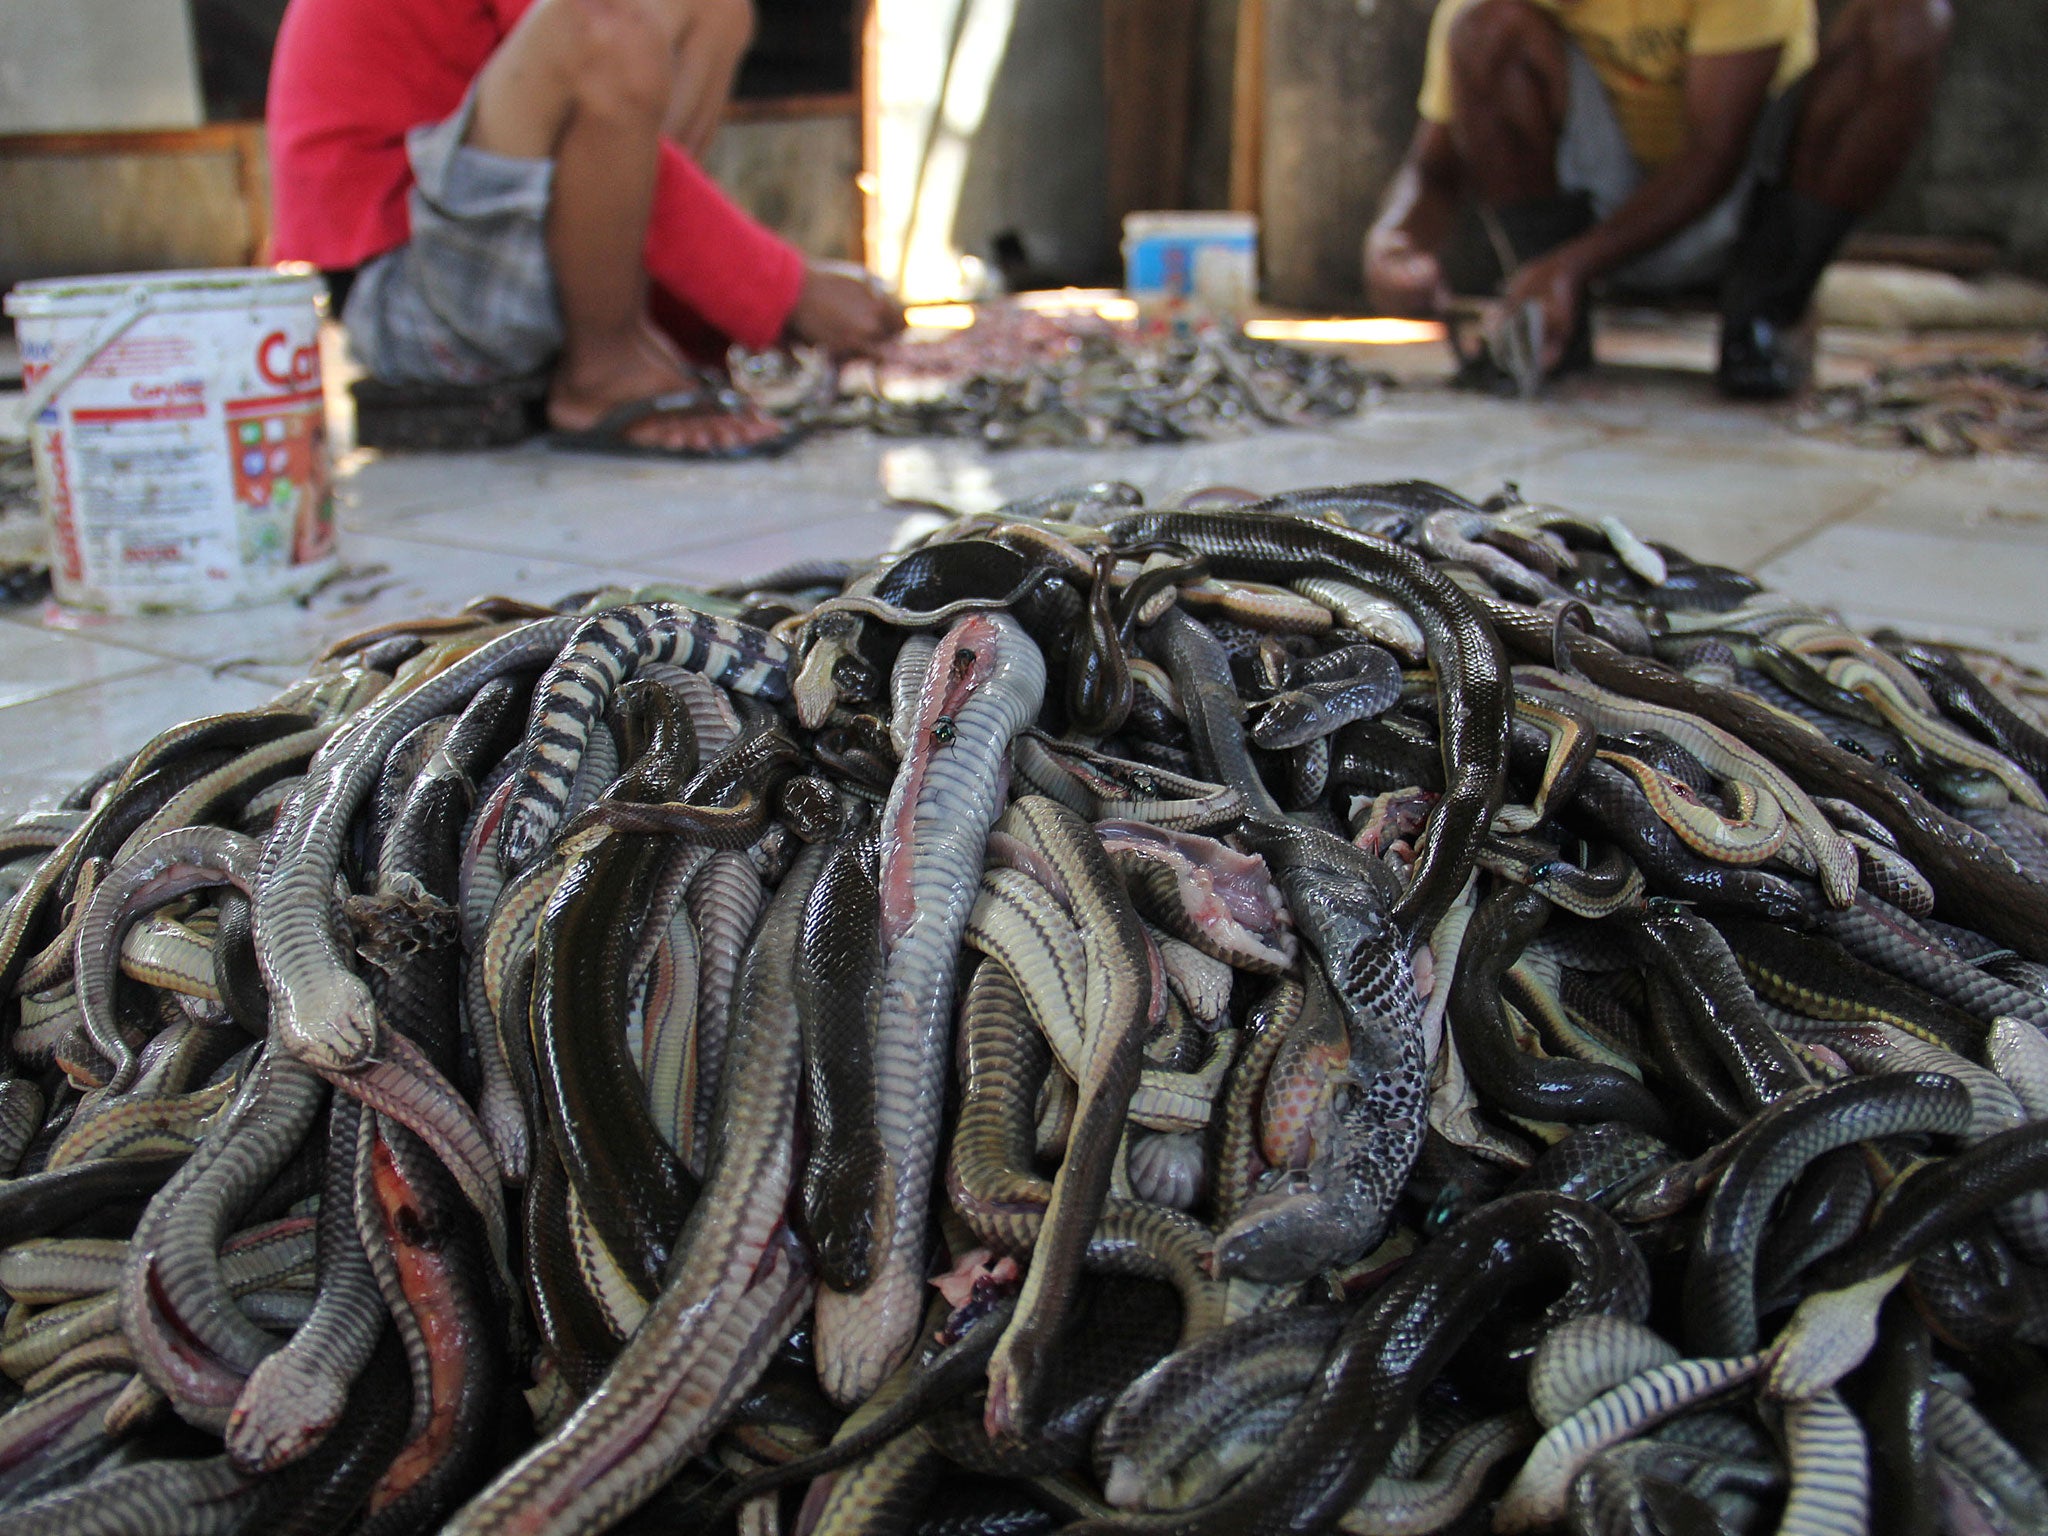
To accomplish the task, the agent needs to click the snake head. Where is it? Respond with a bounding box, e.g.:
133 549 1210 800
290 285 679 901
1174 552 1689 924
793 629 851 730
1214 1169 1387 1284
1248 690 1325 751
226 1351 345 1471
1763 1264 1906 1400
804 1155 879 1293
276 969 380 1070
498 797 552 874
983 1329 1049 1443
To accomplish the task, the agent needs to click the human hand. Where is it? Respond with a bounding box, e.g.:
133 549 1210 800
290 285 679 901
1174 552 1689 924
1502 247 1586 373
787 263 905 359
1364 231 1450 317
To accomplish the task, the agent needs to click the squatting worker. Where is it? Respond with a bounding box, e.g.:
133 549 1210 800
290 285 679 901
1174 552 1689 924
1363 0 1950 397
267 0 904 454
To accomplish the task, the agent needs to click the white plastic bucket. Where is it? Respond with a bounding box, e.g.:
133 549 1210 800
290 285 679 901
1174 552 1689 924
5 267 338 615
1122 211 1259 323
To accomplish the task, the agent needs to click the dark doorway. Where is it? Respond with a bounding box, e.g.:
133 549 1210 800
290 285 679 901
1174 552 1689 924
190 0 288 120
738 0 861 101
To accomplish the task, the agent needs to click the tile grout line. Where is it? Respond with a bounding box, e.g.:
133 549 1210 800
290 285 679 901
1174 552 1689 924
1 603 352 675
334 519 811 571
0 617 183 688
1488 418 1641 480
0 656 197 721
1744 454 1931 573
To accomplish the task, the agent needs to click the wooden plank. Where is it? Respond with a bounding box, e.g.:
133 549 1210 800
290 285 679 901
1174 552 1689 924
0 124 255 159
230 123 271 265
0 122 271 278
0 155 256 288
1838 232 2006 276
725 91 863 125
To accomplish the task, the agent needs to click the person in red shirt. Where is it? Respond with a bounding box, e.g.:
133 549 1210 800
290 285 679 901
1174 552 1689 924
268 0 902 454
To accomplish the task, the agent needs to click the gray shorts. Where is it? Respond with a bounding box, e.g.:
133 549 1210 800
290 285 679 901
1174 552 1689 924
342 91 564 384
1558 43 1802 295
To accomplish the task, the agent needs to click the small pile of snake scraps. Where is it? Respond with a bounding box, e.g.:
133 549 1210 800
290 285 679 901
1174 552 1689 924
734 313 1388 450
1797 350 2048 457
0 444 51 607
10 478 2048 1536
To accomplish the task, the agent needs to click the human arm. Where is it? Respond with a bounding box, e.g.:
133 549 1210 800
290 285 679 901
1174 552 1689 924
1508 44 1781 367
1364 121 1464 316
641 143 809 350
642 145 903 358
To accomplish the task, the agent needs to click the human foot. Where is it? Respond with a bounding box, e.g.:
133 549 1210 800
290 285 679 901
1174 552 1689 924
549 321 785 453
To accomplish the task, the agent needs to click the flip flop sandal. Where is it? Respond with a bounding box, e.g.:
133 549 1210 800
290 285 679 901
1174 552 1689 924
547 385 806 462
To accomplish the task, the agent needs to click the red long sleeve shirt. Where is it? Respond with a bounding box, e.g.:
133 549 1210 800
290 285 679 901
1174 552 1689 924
265 0 807 350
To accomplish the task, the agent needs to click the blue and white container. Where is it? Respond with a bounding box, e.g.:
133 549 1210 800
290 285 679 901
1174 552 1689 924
1121 211 1259 322
6 268 337 614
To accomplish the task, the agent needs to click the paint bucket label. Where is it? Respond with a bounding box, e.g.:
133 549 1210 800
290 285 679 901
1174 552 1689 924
6 268 337 614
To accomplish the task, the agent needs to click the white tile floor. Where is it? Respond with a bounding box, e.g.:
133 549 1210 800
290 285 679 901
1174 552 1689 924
2 322 2042 819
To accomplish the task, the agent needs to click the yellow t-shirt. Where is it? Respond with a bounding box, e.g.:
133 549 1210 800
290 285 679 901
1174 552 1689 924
1417 0 1816 170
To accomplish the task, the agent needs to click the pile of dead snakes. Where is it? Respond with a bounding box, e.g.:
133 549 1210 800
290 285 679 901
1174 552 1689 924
5 479 2048 1536
733 322 1387 449
1795 350 2048 459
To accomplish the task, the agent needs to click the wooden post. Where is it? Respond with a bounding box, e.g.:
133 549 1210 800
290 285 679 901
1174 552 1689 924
860 0 880 274
1103 0 1198 227
232 122 271 265
1229 0 1263 215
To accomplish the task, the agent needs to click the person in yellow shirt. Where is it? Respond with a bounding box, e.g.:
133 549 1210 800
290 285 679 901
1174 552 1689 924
1364 0 1951 397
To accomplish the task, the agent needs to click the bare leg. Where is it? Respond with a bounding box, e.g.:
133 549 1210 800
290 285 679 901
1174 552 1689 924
663 0 755 159
1442 0 1595 370
1446 0 1570 207
468 0 780 452
1717 0 1950 398
1787 0 1952 213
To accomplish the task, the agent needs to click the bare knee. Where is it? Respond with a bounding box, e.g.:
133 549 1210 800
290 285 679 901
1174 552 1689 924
558 0 681 125
696 0 756 55
1449 0 1564 82
1842 0 1952 80
1448 0 1567 118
